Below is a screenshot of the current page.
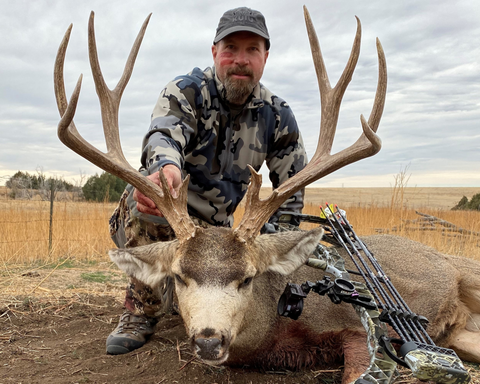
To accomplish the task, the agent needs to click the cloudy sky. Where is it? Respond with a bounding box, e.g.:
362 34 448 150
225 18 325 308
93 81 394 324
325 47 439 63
1 0 479 188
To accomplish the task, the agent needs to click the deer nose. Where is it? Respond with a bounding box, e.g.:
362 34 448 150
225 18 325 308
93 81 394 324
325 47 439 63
194 337 222 360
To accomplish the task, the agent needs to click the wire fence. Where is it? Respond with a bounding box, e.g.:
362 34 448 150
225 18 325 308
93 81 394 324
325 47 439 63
0 198 117 265
2 195 480 266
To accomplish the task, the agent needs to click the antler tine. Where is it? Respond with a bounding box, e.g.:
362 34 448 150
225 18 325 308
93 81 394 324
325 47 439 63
306 7 361 160
54 24 73 116
367 38 387 133
54 14 196 241
87 11 150 158
234 6 386 241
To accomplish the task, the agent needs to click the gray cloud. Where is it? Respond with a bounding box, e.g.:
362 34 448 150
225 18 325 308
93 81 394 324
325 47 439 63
0 0 479 188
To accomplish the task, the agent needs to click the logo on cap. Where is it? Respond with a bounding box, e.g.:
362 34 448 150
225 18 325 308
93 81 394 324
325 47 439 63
232 9 255 23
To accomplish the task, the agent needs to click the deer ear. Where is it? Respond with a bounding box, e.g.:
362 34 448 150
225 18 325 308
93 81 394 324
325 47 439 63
253 227 324 275
109 240 179 288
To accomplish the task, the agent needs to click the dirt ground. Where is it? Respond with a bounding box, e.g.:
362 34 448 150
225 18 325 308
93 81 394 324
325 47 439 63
1 266 344 384
1 266 480 384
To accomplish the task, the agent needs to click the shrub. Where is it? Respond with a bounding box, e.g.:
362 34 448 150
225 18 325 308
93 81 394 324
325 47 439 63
452 193 480 211
82 172 127 202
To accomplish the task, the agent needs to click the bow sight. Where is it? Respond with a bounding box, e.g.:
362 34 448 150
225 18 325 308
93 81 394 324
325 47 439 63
278 277 376 320
275 206 471 384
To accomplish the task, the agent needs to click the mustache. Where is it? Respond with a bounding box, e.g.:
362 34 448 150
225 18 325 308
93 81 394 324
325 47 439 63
226 67 253 77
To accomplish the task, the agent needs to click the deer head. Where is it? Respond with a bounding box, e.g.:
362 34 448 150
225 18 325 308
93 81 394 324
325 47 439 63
54 7 386 364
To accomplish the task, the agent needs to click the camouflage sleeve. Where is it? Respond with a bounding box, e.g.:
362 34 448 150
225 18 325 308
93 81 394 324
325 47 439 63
140 75 200 174
266 105 308 218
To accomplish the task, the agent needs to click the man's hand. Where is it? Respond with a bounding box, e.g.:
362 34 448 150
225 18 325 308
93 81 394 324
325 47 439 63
133 164 182 217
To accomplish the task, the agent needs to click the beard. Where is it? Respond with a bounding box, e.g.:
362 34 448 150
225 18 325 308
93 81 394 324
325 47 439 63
223 67 256 105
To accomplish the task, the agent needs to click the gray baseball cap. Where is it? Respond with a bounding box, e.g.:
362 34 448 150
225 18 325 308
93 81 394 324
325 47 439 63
213 7 270 50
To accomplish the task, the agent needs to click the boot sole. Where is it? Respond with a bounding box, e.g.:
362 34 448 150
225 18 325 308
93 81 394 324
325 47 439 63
106 344 132 355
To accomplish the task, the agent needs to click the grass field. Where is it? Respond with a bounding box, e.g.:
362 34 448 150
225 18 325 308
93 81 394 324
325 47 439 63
0 187 479 265
0 199 118 264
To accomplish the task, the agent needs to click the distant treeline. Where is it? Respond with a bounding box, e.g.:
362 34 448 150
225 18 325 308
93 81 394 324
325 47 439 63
6 171 76 191
6 170 126 202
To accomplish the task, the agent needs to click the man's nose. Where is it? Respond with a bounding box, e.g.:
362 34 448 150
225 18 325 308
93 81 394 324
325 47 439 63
234 50 249 66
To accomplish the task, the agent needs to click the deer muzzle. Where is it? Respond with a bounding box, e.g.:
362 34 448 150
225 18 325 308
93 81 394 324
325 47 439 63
192 329 231 364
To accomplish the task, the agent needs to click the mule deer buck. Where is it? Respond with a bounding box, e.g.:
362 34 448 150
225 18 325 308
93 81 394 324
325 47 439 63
54 7 480 384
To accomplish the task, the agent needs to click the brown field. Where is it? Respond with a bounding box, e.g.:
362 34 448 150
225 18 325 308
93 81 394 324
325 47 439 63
1 187 480 383
0 186 478 265
300 186 479 210
255 187 480 262
0 199 118 265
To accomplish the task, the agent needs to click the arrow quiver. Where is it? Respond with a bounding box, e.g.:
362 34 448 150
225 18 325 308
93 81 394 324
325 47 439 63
275 207 471 384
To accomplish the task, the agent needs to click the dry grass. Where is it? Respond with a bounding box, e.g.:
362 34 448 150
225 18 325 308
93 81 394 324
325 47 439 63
0 200 117 265
303 203 480 260
233 203 480 261
1 185 479 265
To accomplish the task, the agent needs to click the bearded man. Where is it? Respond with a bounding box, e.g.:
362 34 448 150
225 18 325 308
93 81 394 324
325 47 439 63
107 6 308 354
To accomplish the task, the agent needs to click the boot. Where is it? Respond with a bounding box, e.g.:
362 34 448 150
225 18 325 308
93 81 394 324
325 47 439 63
106 310 157 355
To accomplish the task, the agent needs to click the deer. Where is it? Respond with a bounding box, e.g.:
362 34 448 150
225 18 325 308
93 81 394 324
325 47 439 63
54 7 480 384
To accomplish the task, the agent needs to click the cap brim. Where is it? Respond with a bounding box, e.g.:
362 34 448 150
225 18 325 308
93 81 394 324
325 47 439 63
214 25 270 44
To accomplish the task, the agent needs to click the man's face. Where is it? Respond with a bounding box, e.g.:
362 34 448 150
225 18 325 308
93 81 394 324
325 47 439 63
212 31 269 105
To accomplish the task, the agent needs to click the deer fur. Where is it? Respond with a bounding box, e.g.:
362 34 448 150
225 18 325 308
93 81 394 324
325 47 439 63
109 227 480 383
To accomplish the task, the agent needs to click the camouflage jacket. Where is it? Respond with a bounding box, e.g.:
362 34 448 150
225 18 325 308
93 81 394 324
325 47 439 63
141 66 307 227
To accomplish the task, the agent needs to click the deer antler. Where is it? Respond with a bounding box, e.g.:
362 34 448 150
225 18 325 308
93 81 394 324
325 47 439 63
54 12 196 241
234 6 387 241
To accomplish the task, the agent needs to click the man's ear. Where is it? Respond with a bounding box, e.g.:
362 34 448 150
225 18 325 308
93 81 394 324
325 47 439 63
212 44 218 60
252 227 324 275
109 240 179 288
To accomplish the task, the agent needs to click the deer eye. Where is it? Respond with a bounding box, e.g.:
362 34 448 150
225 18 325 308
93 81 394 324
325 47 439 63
174 274 187 287
239 277 253 290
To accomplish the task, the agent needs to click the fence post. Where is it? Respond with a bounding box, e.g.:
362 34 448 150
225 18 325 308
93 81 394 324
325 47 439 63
48 181 54 254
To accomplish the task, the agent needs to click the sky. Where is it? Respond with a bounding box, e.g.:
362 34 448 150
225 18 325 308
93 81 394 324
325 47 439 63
1 0 479 188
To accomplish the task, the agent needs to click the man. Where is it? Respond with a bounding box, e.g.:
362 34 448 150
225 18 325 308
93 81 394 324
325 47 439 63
106 7 307 355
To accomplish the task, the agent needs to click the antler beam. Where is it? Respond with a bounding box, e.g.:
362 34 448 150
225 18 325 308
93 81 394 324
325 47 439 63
54 12 196 242
234 6 387 241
